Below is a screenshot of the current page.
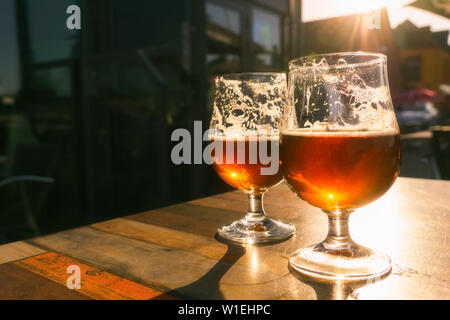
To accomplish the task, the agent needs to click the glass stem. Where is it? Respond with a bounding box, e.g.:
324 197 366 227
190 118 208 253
245 193 266 222
324 210 354 248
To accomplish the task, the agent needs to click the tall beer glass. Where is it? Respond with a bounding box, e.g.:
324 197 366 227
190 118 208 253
281 53 401 279
210 73 295 244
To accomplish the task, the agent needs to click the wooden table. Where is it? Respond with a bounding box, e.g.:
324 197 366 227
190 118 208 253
0 177 449 300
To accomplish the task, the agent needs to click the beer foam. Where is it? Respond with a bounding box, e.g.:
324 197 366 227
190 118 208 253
209 134 280 142
281 128 399 137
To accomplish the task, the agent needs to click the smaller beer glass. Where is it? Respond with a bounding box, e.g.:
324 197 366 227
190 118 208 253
209 73 295 244
281 53 401 279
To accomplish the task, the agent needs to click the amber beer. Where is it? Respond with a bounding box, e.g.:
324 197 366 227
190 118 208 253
212 136 282 193
280 130 401 211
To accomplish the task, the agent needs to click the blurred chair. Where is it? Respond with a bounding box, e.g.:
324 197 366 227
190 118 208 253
0 144 57 243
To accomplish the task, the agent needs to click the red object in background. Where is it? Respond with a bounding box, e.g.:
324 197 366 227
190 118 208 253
393 88 445 105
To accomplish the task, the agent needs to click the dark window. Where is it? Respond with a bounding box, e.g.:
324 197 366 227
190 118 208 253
402 55 422 82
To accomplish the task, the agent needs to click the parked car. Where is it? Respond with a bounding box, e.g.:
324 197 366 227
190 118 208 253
395 102 439 132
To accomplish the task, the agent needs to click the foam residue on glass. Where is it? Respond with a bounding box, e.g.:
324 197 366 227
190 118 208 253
286 55 399 132
211 74 286 137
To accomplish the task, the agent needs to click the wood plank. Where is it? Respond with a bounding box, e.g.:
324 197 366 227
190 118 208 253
28 227 312 299
206 180 450 278
0 241 46 265
180 178 450 299
0 262 90 300
16 252 172 300
92 218 292 276
93 218 229 263
1 177 448 300
128 203 243 238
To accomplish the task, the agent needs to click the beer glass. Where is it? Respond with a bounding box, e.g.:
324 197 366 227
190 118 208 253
281 53 401 279
210 73 295 244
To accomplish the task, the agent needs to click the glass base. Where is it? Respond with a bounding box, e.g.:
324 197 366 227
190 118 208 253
217 216 295 245
290 241 391 280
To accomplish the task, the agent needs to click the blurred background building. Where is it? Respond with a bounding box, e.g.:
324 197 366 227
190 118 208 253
0 0 448 243
394 19 450 90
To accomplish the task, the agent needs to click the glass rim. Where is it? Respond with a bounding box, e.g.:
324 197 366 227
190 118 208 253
216 72 286 82
289 52 387 71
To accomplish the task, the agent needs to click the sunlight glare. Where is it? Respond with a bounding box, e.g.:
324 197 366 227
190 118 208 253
302 0 413 22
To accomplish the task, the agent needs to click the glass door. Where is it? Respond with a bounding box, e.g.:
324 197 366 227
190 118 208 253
206 0 284 73
206 0 245 77
205 0 284 115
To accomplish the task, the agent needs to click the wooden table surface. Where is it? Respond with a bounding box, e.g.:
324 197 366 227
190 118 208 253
0 177 449 300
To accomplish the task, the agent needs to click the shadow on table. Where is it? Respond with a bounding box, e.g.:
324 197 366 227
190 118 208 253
288 264 391 300
151 235 246 299
152 234 291 300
